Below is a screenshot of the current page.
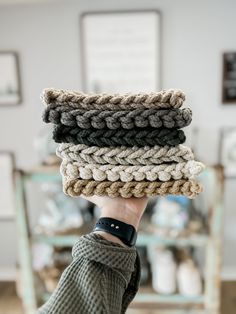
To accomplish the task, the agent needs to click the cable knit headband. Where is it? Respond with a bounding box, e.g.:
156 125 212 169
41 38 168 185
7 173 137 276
62 178 203 199
41 88 186 110
53 126 186 147
60 160 205 182
56 144 194 165
43 106 192 130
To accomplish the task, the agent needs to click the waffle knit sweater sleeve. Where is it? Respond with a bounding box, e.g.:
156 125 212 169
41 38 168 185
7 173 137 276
37 233 141 314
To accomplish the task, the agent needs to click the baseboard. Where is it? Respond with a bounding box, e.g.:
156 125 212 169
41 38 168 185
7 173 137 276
221 266 236 281
0 267 17 281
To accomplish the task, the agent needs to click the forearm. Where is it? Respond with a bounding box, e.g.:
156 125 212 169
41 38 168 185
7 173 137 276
37 233 140 314
38 197 146 313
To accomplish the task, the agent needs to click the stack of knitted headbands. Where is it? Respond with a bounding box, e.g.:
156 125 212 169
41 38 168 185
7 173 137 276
42 88 204 198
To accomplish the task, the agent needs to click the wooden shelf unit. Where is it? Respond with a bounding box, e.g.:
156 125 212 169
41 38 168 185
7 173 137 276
14 166 224 314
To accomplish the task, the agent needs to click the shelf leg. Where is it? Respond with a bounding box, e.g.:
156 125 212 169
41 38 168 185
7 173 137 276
204 167 224 314
15 171 37 314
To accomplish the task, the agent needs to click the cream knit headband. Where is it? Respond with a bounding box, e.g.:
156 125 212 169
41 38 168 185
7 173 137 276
60 160 205 182
56 144 194 165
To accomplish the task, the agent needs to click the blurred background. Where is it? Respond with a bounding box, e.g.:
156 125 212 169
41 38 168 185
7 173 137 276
0 0 235 313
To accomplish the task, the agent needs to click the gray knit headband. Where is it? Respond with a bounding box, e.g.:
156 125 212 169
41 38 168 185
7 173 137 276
43 106 192 130
52 126 186 147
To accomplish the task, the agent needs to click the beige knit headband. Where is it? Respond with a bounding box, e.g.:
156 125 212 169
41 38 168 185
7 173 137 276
62 178 203 199
60 160 205 183
42 88 186 110
56 144 194 165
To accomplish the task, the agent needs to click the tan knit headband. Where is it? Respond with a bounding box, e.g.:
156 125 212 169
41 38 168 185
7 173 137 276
62 178 203 199
56 144 194 165
42 88 186 110
60 160 205 182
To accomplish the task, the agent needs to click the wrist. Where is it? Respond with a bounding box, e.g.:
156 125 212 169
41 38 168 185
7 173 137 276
93 230 127 247
99 205 140 230
93 217 137 247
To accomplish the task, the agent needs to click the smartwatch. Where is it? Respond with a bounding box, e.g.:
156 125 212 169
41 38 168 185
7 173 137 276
93 217 137 247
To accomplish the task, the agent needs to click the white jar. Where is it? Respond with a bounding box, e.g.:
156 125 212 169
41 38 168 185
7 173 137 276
151 249 177 294
177 259 202 296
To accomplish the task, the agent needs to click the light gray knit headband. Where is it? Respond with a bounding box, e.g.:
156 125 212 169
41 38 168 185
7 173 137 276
56 143 195 165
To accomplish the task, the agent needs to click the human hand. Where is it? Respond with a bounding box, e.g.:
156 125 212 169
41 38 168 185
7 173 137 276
81 195 148 246
81 195 148 230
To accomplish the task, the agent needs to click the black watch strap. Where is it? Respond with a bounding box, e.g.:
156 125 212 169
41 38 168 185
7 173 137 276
93 217 137 247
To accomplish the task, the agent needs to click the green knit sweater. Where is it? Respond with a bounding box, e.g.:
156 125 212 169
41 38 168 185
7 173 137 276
37 233 141 314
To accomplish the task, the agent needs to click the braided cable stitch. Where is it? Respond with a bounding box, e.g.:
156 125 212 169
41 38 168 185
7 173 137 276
60 160 205 182
53 126 186 147
41 88 186 110
56 144 194 165
41 88 204 199
62 178 203 199
43 106 192 129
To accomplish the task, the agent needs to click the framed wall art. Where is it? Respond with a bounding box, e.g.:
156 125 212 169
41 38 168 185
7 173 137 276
222 52 236 104
220 128 236 177
0 51 22 106
80 10 161 93
0 152 15 219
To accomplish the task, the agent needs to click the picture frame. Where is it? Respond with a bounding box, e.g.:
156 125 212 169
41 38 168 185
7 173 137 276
222 52 236 104
80 10 161 93
0 51 22 106
0 152 16 219
219 128 236 178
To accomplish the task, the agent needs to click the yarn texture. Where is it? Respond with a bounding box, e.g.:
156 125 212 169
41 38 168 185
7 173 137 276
41 87 204 199
42 88 185 110
43 107 192 129
56 144 195 165
62 178 203 199
53 126 186 147
60 160 205 182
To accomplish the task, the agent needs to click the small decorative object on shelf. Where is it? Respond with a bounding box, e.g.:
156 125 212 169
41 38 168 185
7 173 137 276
33 243 73 294
149 247 177 295
151 196 190 236
177 258 202 296
38 266 62 293
148 244 202 296
150 194 206 239
35 182 89 235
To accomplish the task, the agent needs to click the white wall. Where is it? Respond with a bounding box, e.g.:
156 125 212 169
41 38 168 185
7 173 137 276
0 0 236 279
